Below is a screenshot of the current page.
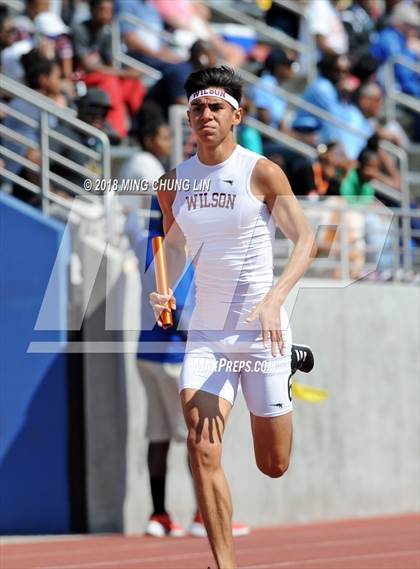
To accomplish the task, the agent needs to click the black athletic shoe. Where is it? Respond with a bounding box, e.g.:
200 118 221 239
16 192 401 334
291 344 314 375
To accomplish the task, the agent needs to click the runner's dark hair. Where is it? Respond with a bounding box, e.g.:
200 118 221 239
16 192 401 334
184 66 242 107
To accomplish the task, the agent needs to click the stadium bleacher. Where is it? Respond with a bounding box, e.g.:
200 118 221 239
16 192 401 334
1 0 419 281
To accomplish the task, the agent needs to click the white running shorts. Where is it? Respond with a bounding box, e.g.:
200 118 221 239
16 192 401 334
179 320 293 418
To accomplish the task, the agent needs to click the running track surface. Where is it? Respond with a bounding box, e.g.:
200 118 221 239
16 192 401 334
2 514 419 569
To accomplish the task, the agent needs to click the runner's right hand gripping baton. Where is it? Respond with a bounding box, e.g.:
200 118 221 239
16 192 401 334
152 236 173 329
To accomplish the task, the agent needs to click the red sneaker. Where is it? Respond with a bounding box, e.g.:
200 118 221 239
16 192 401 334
145 513 185 537
189 511 250 537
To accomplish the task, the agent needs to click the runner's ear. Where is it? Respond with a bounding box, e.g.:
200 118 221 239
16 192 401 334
232 107 243 127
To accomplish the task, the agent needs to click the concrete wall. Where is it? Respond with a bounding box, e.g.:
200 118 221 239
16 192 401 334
82 237 127 533
83 253 420 532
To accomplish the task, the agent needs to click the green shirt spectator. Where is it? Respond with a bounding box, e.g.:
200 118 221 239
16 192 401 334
340 168 375 206
340 147 380 206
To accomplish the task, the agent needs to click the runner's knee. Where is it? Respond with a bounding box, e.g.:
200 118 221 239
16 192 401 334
187 430 222 471
257 457 290 479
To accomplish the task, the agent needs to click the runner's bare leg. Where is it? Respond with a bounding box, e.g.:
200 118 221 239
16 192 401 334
181 388 237 569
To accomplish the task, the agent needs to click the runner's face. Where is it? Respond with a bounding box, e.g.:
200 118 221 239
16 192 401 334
188 96 242 145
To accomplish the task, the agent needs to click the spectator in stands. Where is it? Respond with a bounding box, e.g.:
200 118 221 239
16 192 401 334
341 0 376 62
290 140 355 270
351 54 378 84
144 40 217 118
265 2 300 39
26 0 49 20
236 98 263 154
0 6 17 60
0 6 21 100
340 146 384 208
355 82 385 132
119 103 172 182
115 0 182 72
1 2 74 91
293 53 373 160
32 11 74 86
2 50 64 178
375 0 403 31
249 47 295 130
15 87 116 207
77 87 113 131
73 0 146 139
340 146 393 276
248 49 316 185
291 115 323 147
293 55 343 137
152 0 246 67
354 84 402 190
306 0 349 58
288 115 346 197
292 141 347 198
2 50 67 205
371 2 420 98
338 75 377 160
46 88 116 194
0 15 34 82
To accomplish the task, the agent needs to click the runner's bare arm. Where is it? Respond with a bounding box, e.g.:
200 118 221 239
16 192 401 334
246 159 316 355
149 170 188 325
156 169 188 284
254 158 317 302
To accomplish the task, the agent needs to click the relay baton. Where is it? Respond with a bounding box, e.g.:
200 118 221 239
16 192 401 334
152 236 173 329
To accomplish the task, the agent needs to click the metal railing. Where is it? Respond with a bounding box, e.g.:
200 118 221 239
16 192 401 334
0 74 115 240
282 200 419 281
3 0 24 12
134 185 419 281
383 55 420 123
112 13 179 83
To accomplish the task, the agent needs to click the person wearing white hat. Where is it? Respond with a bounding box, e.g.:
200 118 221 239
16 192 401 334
33 12 70 37
31 7 74 87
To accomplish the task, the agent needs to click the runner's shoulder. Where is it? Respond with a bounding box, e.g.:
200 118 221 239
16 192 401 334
252 157 292 198
159 168 177 184
157 168 177 207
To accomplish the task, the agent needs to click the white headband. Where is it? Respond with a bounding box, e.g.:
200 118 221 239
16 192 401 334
188 88 239 110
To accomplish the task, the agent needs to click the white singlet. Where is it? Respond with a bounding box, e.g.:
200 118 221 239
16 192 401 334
172 145 293 417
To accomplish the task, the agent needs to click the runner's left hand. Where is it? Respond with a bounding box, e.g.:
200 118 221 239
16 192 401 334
245 294 285 357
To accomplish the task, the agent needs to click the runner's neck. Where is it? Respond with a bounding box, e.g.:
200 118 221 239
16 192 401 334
196 138 237 166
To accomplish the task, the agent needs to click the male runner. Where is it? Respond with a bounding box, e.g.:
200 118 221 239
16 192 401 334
150 66 316 568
